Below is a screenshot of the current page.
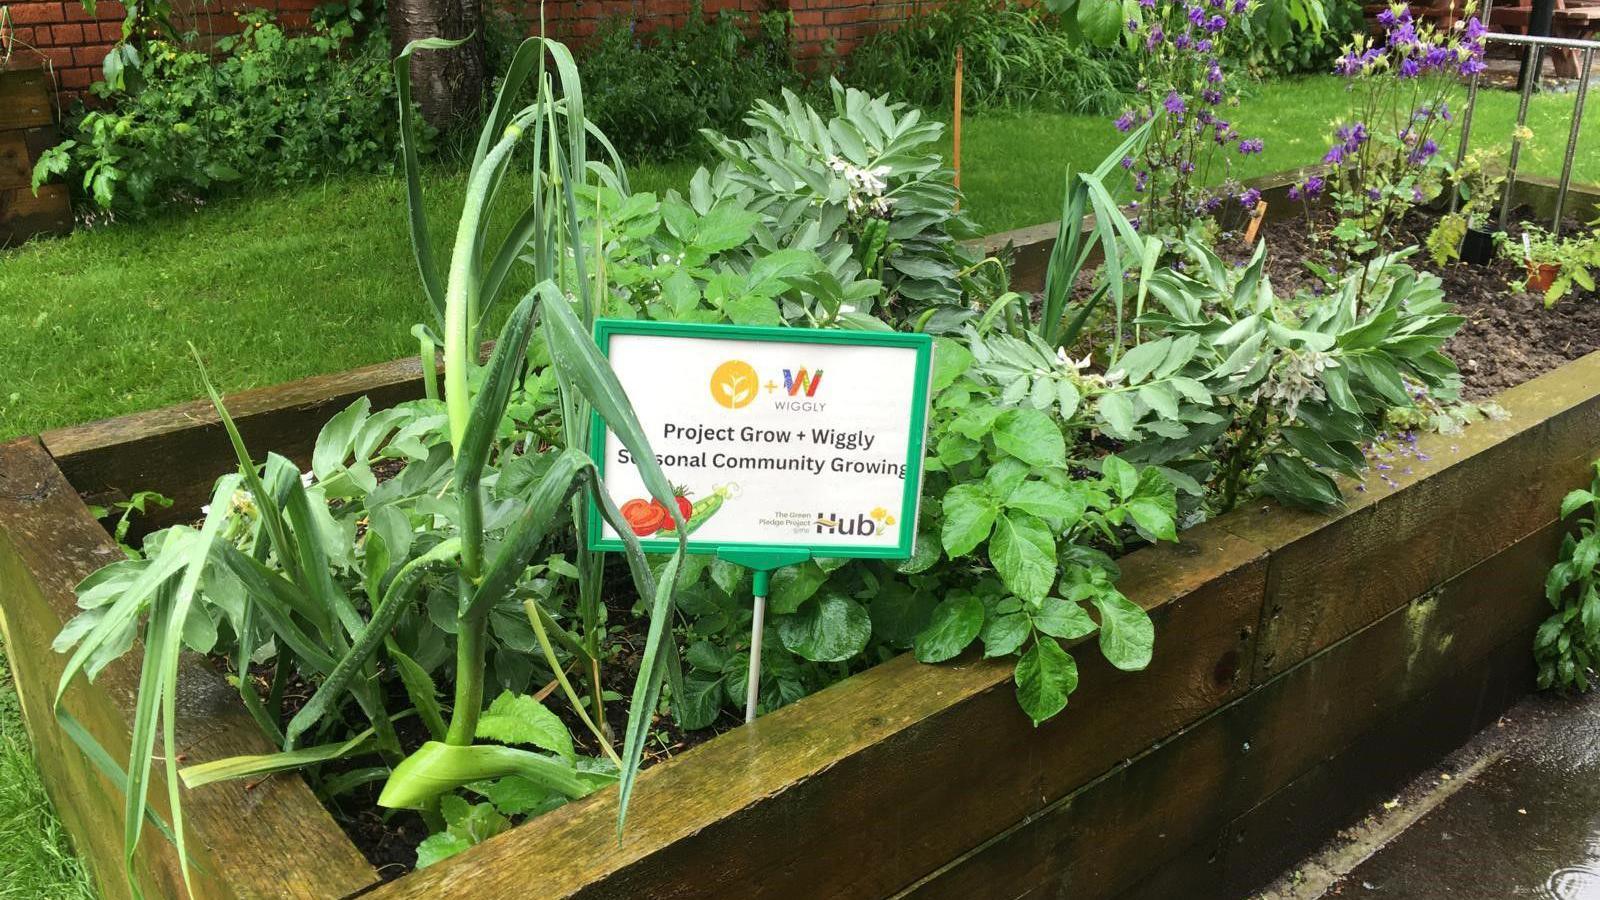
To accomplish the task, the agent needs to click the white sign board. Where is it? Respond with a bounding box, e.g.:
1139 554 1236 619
586 320 933 560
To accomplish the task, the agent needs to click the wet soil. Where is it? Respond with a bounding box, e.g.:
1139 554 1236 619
1242 206 1600 401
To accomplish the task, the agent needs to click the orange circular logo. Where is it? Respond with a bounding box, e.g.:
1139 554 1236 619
710 360 760 409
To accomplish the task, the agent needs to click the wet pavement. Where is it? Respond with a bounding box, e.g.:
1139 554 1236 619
1261 690 1600 899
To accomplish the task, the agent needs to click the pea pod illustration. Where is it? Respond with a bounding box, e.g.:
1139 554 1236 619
684 483 737 534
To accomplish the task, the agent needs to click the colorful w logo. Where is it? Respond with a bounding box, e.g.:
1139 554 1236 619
783 368 823 397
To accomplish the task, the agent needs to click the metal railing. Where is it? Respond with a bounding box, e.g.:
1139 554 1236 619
1452 2 1598 234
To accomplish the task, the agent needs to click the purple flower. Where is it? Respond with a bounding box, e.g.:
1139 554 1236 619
1202 88 1223 105
1134 170 1150 193
1120 154 1136 169
1465 15 1487 39
1238 137 1264 155
1115 110 1137 132
1207 61 1224 84
1180 160 1196 174
1423 45 1452 70
1389 22 1418 48
1460 56 1487 76
1367 186 1381 200
1232 0 1247 12
1239 187 1261 207
1205 13 1227 32
1398 56 1421 78
1146 24 1165 48
1127 17 1140 31
1174 32 1193 49
1197 38 1214 52
1324 144 1346 165
1188 5 1206 26
1376 7 1396 25
1305 175 1325 196
1164 90 1187 116
1408 138 1439 164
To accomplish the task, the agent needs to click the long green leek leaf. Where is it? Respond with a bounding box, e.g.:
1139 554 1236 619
181 727 378 789
378 741 591 810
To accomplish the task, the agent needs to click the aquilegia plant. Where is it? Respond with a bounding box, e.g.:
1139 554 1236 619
1113 0 1266 235
1293 2 1487 267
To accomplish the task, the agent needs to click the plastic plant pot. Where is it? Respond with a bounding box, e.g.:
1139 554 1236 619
1460 227 1495 265
1526 261 1560 293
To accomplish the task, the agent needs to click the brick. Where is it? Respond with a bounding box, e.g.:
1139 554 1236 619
70 43 106 65
50 22 84 42
5 3 66 25
59 65 92 87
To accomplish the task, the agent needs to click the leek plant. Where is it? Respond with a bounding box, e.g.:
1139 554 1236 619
53 36 690 896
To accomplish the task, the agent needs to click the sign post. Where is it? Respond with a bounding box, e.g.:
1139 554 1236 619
586 320 933 723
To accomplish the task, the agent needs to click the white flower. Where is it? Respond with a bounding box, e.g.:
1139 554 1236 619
1251 349 1335 422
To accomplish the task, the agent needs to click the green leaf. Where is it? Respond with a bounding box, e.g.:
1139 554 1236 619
1033 597 1098 640
980 610 1030 658
416 831 473 869
1124 467 1177 541
1005 481 1088 527
994 408 1067 469
778 594 872 663
1014 638 1079 725
674 672 725 731
870 583 938 647
942 483 998 558
914 594 985 663
1101 454 1139 499
476 691 576 762
1097 392 1137 436
989 513 1058 603
1561 490 1596 521
1090 590 1153 671
768 562 828 616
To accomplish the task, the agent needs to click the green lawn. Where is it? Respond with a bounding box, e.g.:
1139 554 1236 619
0 74 1596 898
4 76 1596 443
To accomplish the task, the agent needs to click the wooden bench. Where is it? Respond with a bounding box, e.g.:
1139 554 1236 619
1490 0 1600 78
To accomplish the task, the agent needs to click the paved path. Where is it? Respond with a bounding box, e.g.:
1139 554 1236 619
1259 689 1600 899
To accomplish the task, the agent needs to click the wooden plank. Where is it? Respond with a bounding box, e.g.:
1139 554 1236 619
0 130 30 190
41 353 436 533
0 67 52 129
0 438 378 900
366 522 1269 900
0 182 71 246
895 516 1555 900
1223 350 1600 682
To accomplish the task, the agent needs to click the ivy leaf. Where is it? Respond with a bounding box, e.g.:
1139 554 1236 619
1089 591 1154 671
914 594 985 663
989 512 1058 603
475 691 575 762
993 407 1067 469
1014 637 1079 725
1033 597 1099 640
778 594 872 663
942 483 999 557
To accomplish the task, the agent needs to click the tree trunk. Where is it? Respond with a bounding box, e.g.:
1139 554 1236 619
388 0 486 130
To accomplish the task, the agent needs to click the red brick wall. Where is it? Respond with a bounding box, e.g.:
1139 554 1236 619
2 0 923 107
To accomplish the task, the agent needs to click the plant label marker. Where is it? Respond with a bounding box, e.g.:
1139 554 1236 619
586 320 933 723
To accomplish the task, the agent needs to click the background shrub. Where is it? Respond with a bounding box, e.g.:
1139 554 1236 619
36 11 402 217
567 5 803 161
1231 0 1367 76
842 0 1137 115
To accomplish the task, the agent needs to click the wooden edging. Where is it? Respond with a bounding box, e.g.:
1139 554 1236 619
0 437 377 900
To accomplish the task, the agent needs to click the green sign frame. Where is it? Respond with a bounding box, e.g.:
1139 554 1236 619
584 319 933 565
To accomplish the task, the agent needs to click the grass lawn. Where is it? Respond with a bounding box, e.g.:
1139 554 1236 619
4 76 1596 443
0 74 1595 897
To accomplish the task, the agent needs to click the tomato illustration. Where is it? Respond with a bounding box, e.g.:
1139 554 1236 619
658 494 694 532
621 498 667 536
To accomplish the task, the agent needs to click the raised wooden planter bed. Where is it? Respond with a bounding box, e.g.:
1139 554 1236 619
5 192 1600 897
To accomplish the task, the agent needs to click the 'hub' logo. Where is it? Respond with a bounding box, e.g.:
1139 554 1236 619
815 506 896 536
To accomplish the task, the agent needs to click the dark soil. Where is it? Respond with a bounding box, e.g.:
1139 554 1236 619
1243 206 1600 400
